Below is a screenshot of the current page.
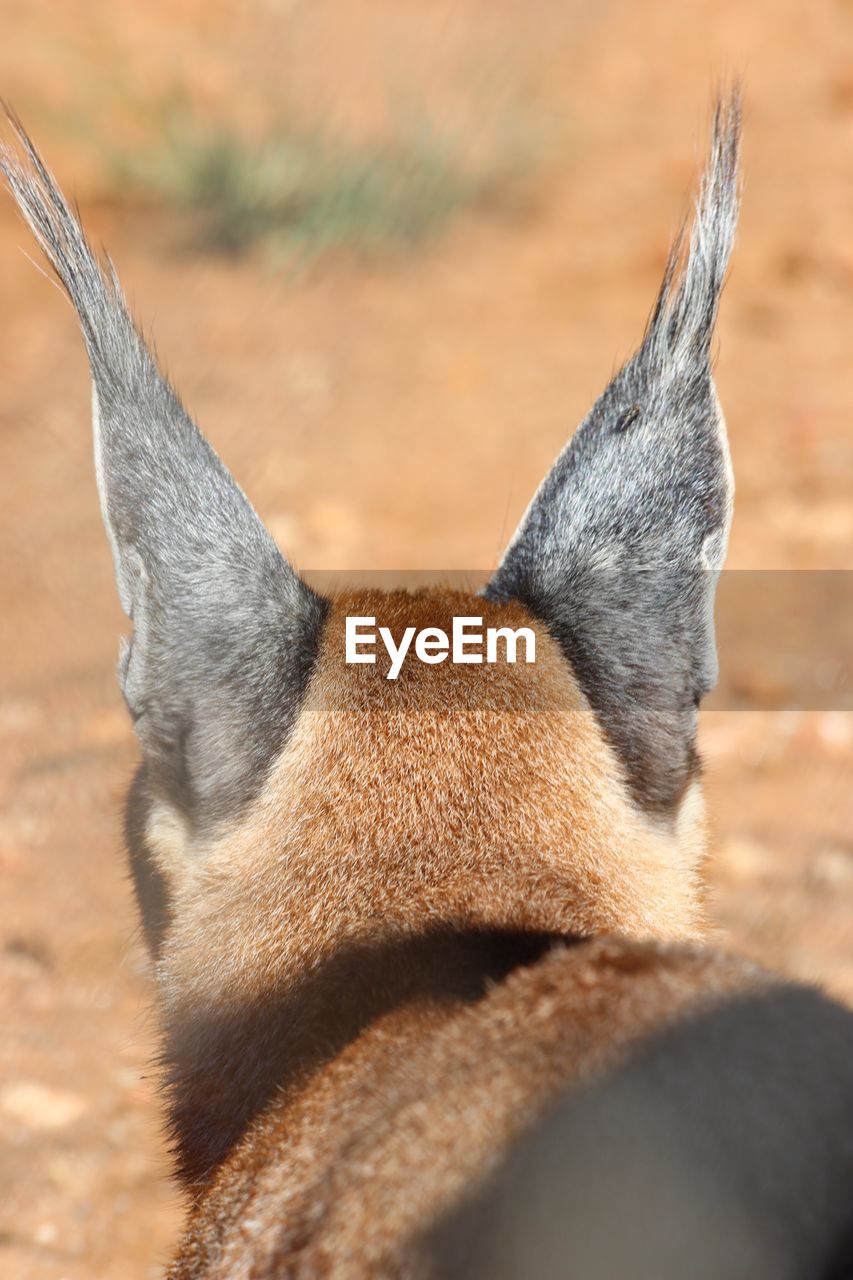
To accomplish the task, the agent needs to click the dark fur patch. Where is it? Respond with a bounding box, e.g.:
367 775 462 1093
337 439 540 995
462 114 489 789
427 983 853 1279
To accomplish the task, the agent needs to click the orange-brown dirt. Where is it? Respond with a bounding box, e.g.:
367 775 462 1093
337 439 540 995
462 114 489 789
1 2 852 1277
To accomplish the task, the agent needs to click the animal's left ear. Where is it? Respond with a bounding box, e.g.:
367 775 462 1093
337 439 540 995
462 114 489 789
486 96 741 817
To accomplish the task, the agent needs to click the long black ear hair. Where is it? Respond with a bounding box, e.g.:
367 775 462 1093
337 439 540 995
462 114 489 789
1 110 329 832
486 94 741 816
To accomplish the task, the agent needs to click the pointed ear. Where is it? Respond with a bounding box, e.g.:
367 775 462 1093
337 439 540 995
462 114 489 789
486 96 741 816
1 114 328 831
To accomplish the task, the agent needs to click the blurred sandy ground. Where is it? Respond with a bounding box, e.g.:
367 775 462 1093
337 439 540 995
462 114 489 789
0 1 852 1276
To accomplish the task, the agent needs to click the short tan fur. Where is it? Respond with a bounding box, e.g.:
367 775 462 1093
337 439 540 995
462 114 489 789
3 96 852 1279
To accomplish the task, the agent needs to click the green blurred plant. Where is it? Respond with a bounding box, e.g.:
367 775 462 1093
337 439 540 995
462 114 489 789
118 103 533 261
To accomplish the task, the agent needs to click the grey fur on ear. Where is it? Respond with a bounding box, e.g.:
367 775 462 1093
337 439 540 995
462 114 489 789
485 94 741 816
1 111 328 830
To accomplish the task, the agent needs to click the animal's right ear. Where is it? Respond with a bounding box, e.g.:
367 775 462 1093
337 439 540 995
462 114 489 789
1 114 328 833
486 96 741 818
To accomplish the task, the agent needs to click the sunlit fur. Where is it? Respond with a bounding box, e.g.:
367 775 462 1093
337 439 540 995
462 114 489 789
4 96 853 1279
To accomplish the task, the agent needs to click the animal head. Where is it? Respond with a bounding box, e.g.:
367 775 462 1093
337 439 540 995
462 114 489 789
1 97 739 1006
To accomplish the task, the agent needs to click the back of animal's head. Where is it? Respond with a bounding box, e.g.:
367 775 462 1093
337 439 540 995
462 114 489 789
1 98 740 999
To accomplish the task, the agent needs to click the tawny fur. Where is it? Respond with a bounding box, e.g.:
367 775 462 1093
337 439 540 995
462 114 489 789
4 99 853 1279
149 594 853 1279
149 592 708 1189
154 592 707 1008
167 940 771 1278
